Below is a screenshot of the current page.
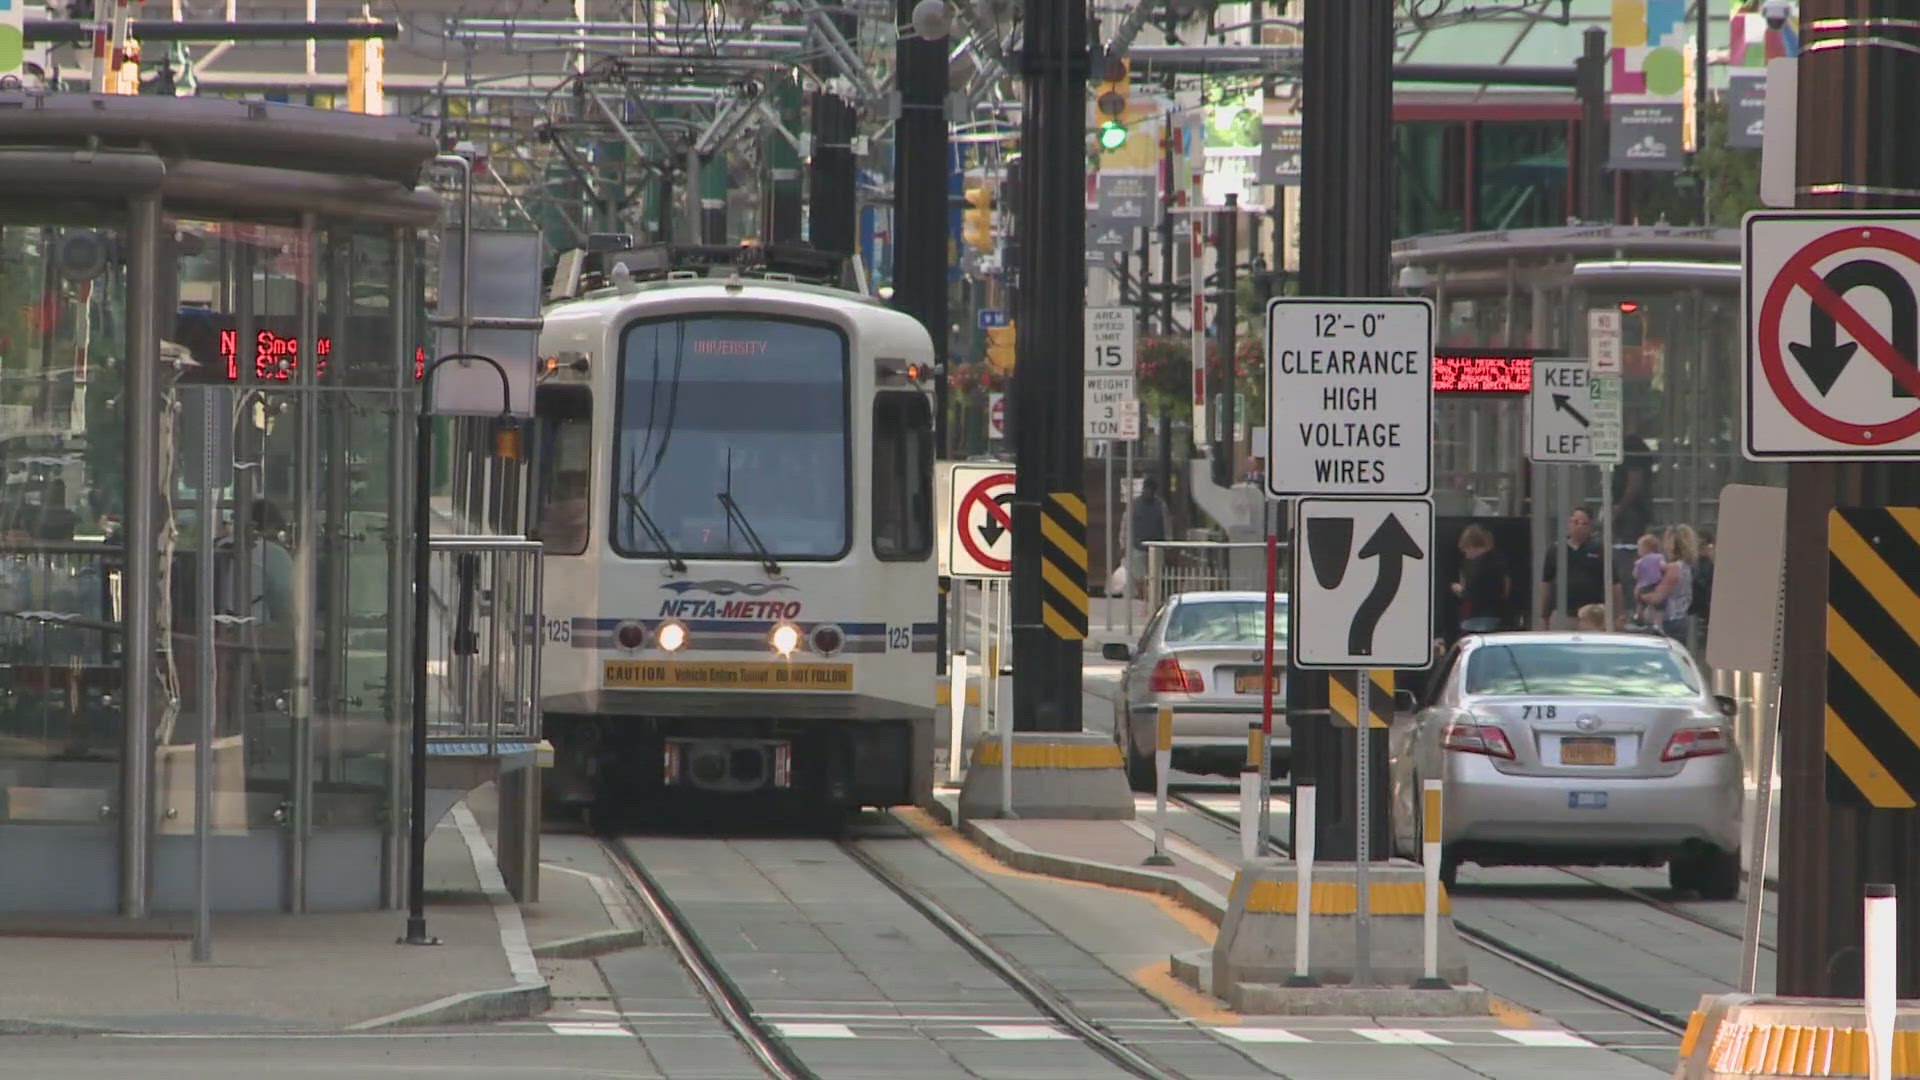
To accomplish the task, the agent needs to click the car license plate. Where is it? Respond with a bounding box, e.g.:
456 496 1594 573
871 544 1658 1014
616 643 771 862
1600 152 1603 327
1569 791 1608 810
1234 669 1275 694
1561 737 1616 766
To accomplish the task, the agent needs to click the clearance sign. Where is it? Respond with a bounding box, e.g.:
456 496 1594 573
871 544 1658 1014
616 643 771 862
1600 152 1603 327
604 660 853 691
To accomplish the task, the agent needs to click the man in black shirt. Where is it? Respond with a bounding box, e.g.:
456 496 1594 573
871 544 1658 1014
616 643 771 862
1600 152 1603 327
1539 506 1619 627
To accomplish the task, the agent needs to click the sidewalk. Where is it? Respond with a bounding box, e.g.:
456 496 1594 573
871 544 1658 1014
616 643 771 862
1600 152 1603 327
0 786 641 1034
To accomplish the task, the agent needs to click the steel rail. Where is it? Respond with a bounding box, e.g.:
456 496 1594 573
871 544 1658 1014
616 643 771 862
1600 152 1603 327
839 837 1185 1080
600 838 819 1080
1166 793 1691 1038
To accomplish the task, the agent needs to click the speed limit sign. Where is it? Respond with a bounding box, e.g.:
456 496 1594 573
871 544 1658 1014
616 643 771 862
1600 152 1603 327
1085 307 1136 374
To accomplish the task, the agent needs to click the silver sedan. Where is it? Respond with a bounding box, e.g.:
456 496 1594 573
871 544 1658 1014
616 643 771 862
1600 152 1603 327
1101 591 1288 791
1388 631 1744 899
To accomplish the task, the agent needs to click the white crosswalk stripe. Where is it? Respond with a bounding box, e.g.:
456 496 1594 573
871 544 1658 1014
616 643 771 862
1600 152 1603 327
546 1022 631 1037
977 1024 1075 1040
1358 1029 1453 1045
1497 1029 1598 1048
1216 1027 1310 1044
774 1023 858 1039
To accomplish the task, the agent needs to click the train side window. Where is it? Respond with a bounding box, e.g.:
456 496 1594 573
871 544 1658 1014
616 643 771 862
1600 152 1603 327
872 390 933 561
535 385 593 555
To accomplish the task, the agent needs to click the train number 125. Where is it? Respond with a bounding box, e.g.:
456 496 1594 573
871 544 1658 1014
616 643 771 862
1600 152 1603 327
886 625 913 651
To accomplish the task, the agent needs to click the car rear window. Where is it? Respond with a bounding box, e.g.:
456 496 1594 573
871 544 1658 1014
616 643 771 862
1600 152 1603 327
1164 600 1288 645
1464 642 1698 698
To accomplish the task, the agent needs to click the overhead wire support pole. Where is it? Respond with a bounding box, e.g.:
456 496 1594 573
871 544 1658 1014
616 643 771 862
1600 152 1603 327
1009 0 1089 734
797 0 881 101
1777 1 1920 1001
1101 0 1161 64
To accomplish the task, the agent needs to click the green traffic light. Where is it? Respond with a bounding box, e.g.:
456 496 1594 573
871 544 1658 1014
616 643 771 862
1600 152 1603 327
1098 122 1128 150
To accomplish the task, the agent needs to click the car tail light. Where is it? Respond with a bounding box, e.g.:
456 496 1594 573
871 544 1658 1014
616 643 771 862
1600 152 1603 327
1149 657 1204 693
1442 721 1515 760
1662 726 1730 762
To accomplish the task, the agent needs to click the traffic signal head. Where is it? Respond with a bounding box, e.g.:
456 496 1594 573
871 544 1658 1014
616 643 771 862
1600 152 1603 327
985 323 1016 373
1098 121 1128 150
1096 56 1130 121
1618 300 1640 314
962 186 994 253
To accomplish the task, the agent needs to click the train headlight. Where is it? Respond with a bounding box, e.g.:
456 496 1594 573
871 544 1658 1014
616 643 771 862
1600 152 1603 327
809 624 845 657
770 623 801 656
615 622 648 651
657 620 688 652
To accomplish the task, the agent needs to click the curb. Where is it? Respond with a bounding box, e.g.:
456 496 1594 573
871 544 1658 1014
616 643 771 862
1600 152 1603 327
926 797 1231 925
0 1018 116 1035
531 928 650 960
353 802 553 1030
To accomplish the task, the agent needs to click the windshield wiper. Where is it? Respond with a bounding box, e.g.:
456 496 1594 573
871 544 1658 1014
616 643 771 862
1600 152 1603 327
621 492 686 571
717 492 780 576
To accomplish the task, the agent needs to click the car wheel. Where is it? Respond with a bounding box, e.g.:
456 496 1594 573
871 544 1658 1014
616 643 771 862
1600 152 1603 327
1116 711 1155 792
1690 846 1742 901
1439 852 1461 891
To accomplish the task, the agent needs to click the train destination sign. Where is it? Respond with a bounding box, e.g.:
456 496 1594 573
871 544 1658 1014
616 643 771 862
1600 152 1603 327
1264 297 1434 497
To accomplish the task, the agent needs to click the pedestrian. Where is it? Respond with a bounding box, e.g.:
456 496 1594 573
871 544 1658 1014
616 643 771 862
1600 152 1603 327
1539 506 1616 628
1451 524 1508 634
1693 526 1716 643
1129 475 1166 598
1631 533 1666 629
1638 524 1700 656
1611 434 1655 544
1576 603 1609 631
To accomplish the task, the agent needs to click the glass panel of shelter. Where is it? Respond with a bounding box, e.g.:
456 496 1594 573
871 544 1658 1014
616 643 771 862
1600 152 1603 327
0 218 130 830
162 219 412 906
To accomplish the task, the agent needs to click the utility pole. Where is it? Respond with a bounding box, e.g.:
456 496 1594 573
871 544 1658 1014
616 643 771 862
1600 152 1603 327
1159 123 1175 335
767 74 805 243
1211 193 1238 488
894 0 952 672
1009 0 1089 732
1288 0 1393 861
1777 1 1920 999
1577 27 1609 222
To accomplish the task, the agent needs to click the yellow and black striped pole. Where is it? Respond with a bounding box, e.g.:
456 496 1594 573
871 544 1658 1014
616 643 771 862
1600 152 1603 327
1040 492 1089 641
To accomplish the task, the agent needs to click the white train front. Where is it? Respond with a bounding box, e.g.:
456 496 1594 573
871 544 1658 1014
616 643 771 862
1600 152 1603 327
531 250 937 822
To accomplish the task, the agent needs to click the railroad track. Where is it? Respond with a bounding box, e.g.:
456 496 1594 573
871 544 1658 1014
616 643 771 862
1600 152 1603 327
601 830 1191 1080
1167 793 1693 1039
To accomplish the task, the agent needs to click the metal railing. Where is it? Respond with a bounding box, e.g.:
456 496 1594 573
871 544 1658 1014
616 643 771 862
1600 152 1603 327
424 535 543 753
1142 540 1288 616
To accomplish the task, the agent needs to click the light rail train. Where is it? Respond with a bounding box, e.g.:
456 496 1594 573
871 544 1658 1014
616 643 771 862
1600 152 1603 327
529 243 938 823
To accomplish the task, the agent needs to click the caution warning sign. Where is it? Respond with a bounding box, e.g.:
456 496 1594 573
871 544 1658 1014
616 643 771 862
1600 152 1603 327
1825 507 1920 808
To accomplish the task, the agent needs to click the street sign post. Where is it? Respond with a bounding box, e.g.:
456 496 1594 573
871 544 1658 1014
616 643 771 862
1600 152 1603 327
946 464 1015 577
1290 497 1434 669
1528 358 1600 463
1263 298 1434 497
1744 212 1920 458
1588 309 1622 375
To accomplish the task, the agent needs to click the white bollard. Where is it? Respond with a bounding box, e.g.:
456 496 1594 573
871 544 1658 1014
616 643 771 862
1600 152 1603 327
1239 723 1261 862
947 652 968 785
1145 706 1173 867
1289 783 1317 986
1866 884 1896 1080
1415 779 1448 988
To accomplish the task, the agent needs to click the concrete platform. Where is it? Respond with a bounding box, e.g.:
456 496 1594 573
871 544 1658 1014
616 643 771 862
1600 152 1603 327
0 786 641 1034
928 791 1502 1024
955 730 1136 820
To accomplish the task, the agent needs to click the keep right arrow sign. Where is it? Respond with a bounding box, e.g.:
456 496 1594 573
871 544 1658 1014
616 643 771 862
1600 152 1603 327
1291 497 1434 670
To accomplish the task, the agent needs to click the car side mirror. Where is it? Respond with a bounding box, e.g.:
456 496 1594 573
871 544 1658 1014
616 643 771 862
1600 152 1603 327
1714 694 1738 719
1102 642 1132 662
1394 689 1419 713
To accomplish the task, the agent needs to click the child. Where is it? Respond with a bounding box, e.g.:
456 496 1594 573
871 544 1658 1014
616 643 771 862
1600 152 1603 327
1575 603 1609 631
1633 533 1666 627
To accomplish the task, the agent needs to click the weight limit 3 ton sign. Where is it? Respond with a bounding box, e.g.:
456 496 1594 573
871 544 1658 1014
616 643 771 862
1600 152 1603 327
1265 299 1433 497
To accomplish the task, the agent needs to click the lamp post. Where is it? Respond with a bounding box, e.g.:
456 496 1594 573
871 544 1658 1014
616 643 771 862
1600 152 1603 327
402 352 513 947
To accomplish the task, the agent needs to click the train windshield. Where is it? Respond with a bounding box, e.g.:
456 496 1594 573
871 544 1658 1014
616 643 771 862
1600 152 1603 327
613 315 849 560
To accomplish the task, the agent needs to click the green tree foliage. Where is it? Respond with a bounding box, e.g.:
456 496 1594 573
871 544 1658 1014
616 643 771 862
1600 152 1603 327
1696 100 1764 227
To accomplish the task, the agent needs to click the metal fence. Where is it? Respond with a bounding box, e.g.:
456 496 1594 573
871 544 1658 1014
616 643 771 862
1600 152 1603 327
425 535 543 751
1142 540 1288 616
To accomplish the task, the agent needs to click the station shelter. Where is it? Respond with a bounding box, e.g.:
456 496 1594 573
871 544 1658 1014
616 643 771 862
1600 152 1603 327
0 92 537 916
